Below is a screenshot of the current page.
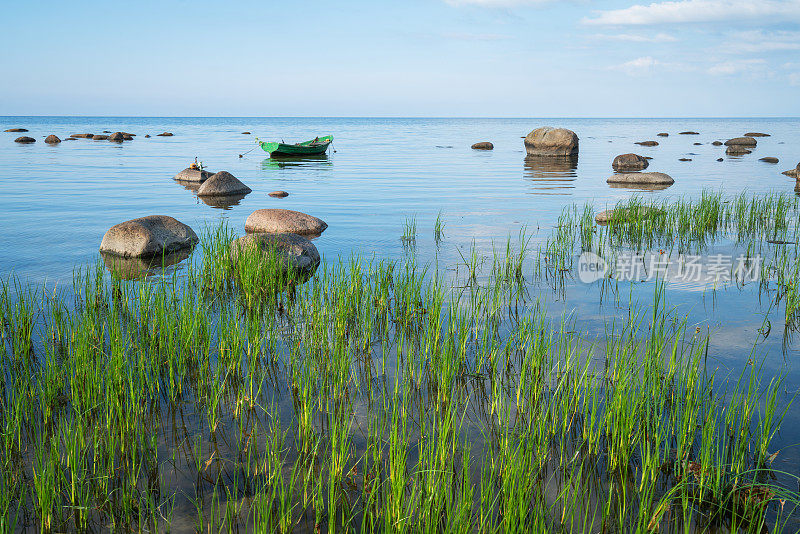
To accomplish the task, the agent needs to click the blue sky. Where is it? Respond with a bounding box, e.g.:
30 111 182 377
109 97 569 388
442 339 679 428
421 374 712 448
2 0 800 116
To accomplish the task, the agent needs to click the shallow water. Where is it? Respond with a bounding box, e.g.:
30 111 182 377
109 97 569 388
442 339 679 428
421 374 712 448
2 117 800 530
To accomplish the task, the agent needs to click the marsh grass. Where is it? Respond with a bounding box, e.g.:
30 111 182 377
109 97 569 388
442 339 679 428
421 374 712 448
1 192 800 532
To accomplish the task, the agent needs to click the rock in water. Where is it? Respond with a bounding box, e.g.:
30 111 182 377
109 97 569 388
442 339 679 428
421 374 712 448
174 167 213 183
5 128 28 132
70 133 93 138
745 132 770 137
471 141 494 150
92 134 109 140
679 131 700 135
145 134 151 138
759 157 779 163
612 153 649 172
109 132 125 142
657 133 669 137
711 141 723 146
245 209 328 236
595 206 663 225
635 141 659 147
724 137 757 147
726 146 752 156
157 132 173 137
100 215 198 258
679 158 692 161
14 136 35 143
242 131 251 134
524 127 578 157
45 135 61 144
717 158 724 162
782 163 800 178
607 172 674 185
229 233 320 274
197 171 252 197
269 191 289 198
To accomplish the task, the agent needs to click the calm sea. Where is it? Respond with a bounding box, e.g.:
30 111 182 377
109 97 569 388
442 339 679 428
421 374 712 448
3 116 800 477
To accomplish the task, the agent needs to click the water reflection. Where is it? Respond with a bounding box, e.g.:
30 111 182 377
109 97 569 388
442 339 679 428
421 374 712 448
523 155 578 195
608 182 673 192
261 154 332 170
198 192 250 210
101 249 192 280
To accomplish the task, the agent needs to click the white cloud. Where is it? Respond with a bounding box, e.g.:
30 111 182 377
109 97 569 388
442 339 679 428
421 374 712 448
726 30 800 52
607 56 660 76
583 0 800 26
590 32 678 42
707 58 767 75
444 0 553 5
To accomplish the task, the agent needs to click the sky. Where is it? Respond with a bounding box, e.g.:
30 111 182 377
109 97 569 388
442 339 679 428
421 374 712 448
2 0 800 117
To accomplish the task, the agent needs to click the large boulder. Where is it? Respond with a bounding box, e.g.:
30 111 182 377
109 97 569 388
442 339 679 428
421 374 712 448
607 172 674 185
4 128 28 132
724 137 757 147
471 141 494 150
783 163 800 178
245 209 327 236
197 171 252 197
173 167 213 183
99 215 198 258
14 136 35 143
524 127 578 157
612 153 649 172
45 135 61 144
745 132 770 137
229 233 320 274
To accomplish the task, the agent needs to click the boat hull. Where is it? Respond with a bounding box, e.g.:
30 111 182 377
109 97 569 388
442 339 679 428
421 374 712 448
259 135 333 157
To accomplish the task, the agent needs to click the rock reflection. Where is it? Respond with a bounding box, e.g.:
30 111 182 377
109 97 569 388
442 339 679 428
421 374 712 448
101 249 192 280
523 155 578 195
608 182 673 192
198 192 250 210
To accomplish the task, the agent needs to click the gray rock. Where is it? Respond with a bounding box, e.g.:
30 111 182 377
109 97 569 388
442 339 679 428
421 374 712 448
607 172 674 185
595 206 663 225
99 215 198 258
745 132 770 137
229 233 320 274
782 163 800 178
635 141 659 147
269 191 289 198
612 153 649 172
45 135 61 144
724 137 757 147
174 167 213 183
5 128 28 132
759 157 779 164
524 127 578 157
245 209 327 236
471 141 494 150
197 171 252 197
14 136 35 143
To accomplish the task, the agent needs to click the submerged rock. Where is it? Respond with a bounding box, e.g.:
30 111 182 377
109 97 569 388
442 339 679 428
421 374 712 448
471 141 494 150
70 133 93 138
726 146 752 156
92 134 109 140
745 132 770 137
245 209 327 236
145 134 151 138
269 190 289 198
657 133 669 137
717 158 724 162
229 233 320 274
174 167 213 183
45 134 61 144
595 206 663 225
607 172 674 185
5 128 28 132
156 132 173 137
100 215 198 258
14 136 35 143
101 248 191 280
679 158 692 161
679 131 700 135
197 171 252 197
725 137 757 147
711 141 723 146
759 157 779 164
242 131 251 134
524 127 579 157
635 141 659 147
612 153 649 172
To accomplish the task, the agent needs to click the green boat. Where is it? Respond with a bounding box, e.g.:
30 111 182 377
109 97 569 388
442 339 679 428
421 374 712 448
257 135 333 157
